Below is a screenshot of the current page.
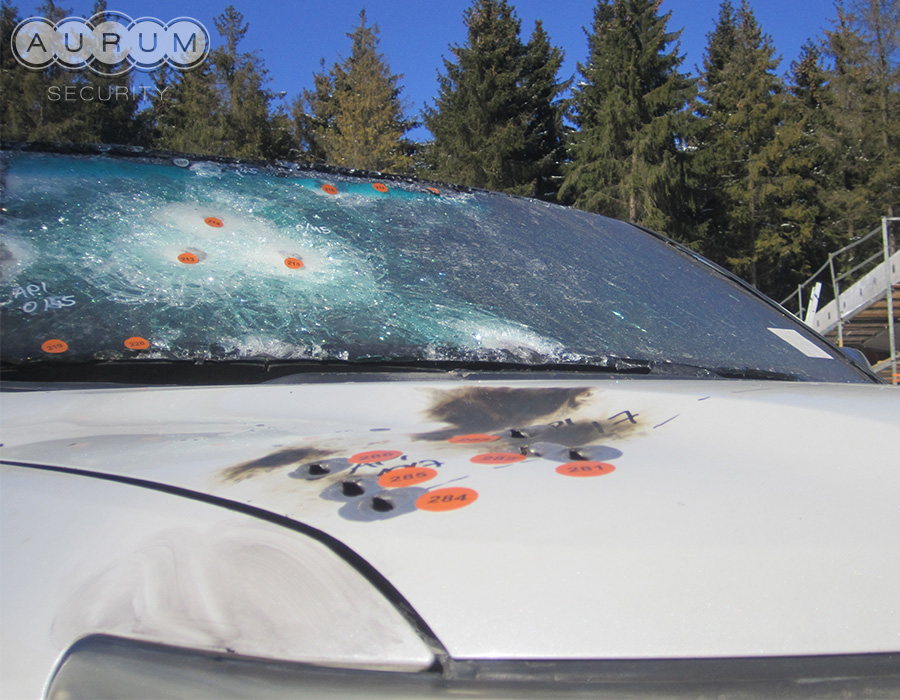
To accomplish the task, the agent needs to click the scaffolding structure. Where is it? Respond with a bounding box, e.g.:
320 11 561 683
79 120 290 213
781 217 898 384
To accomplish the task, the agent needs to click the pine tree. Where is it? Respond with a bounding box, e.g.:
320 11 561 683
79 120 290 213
79 0 142 145
423 0 568 198
149 5 289 159
293 59 335 164
853 0 899 219
295 10 412 173
151 61 224 154
212 6 278 158
516 20 568 199
263 108 298 161
694 0 782 288
2 0 144 145
823 0 899 234
0 3 29 140
559 0 694 234
2 0 97 142
755 42 842 299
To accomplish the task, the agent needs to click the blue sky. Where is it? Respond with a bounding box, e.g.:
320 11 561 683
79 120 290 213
11 0 843 139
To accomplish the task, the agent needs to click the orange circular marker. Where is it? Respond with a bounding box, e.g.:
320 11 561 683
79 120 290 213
556 462 616 478
372 182 389 193
41 339 68 354
204 216 223 228
470 452 526 465
348 449 403 464
378 466 438 488
426 187 440 195
284 257 304 269
124 336 150 350
448 434 500 444
416 487 478 512
177 252 199 264
322 184 338 195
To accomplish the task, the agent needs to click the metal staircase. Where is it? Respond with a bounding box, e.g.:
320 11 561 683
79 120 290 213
781 218 898 385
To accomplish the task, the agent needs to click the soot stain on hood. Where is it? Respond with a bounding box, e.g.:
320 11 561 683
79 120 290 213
506 419 641 447
417 386 593 441
223 446 335 483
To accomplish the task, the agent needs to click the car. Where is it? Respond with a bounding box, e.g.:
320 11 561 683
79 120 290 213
1 142 899 699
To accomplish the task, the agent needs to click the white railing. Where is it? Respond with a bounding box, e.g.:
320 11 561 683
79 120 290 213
781 217 898 384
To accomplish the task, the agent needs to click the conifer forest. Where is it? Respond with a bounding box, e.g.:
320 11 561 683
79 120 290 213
1 0 898 302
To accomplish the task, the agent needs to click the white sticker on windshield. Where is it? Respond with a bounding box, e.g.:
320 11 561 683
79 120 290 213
767 328 833 359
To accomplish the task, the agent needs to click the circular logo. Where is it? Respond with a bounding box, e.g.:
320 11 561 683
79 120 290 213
10 13 210 76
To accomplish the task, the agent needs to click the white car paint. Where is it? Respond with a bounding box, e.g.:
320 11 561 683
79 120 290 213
2 376 899 698
0 463 435 700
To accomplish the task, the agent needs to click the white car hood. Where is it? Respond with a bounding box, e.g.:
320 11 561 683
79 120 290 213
2 377 899 660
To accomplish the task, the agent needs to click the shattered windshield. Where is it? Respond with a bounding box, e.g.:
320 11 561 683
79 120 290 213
0 147 870 383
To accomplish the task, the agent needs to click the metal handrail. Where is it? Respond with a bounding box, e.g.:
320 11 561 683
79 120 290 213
780 217 897 385
835 251 883 284
881 218 898 385
780 224 885 312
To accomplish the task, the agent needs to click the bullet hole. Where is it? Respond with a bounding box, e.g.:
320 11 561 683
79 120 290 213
371 496 394 513
509 428 530 439
342 480 365 497
521 444 544 457
289 457 352 482
335 485 426 521
226 446 335 482
568 448 588 461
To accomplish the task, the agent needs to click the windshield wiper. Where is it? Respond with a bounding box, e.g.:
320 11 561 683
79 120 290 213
711 367 800 381
0 357 458 387
269 355 725 380
0 356 663 388
0 355 802 388
585 356 801 381
606 359 801 381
